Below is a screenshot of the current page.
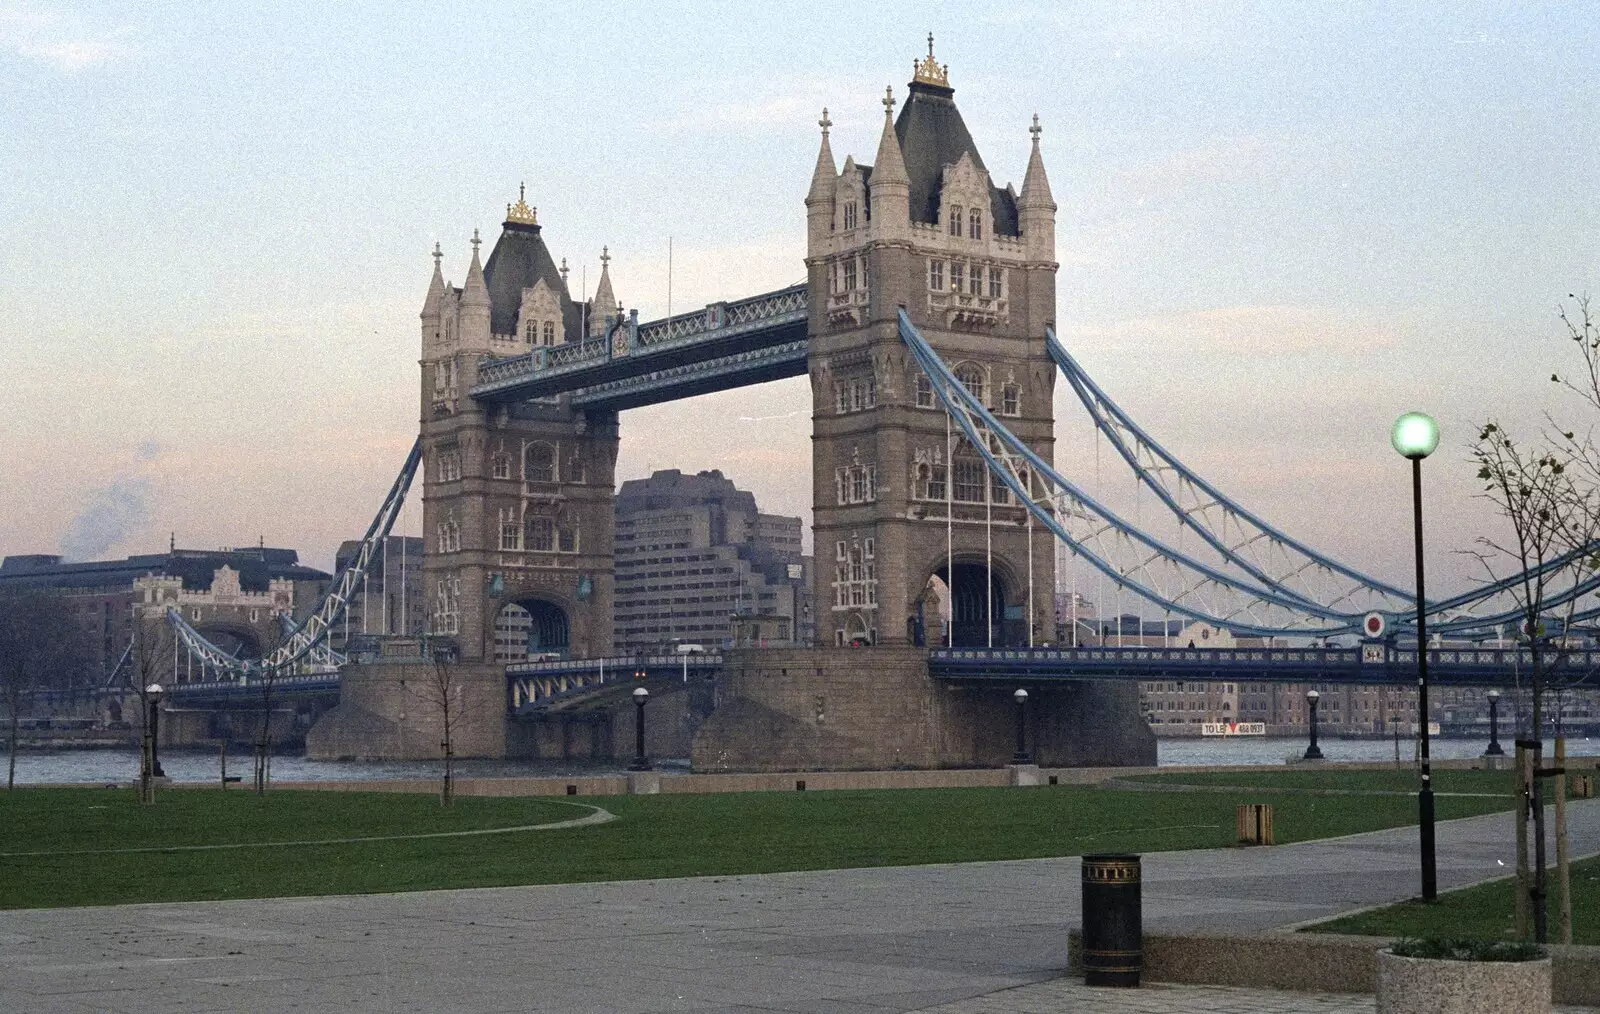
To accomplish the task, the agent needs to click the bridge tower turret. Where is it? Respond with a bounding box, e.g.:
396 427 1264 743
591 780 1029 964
418 190 618 666
806 40 1059 649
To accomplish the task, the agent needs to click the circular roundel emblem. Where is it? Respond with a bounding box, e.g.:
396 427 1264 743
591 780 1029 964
1363 612 1386 638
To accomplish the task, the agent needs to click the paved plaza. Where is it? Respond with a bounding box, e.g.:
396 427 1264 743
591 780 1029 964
1 801 1596 1012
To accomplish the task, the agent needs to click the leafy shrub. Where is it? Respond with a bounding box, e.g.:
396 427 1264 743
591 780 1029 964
1390 937 1545 962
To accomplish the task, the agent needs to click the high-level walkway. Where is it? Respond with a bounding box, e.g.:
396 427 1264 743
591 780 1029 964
2 802 1596 1013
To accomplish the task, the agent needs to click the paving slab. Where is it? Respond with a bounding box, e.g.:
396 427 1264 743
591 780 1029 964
1 800 1595 1012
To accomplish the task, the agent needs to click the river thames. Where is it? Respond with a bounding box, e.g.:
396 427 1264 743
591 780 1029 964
7 735 1598 784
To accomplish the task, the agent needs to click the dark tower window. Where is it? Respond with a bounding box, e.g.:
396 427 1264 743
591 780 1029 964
524 442 555 482
955 364 985 405
928 259 944 291
915 374 935 408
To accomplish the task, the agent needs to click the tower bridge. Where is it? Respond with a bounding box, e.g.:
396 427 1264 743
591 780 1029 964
159 39 1597 769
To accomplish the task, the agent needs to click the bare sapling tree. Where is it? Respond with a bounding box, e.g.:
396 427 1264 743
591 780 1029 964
127 611 177 803
0 594 89 790
409 648 467 807
252 616 288 796
1469 294 1600 942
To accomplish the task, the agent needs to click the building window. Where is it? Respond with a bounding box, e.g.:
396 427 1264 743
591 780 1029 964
950 262 964 294
967 263 981 295
929 462 947 501
527 516 555 552
500 521 522 551
990 469 1011 505
969 208 982 240
843 257 857 291
836 383 850 414
562 452 584 483
491 454 511 480
949 205 962 236
542 321 556 345
836 464 877 505
928 259 944 291
524 441 555 482
843 201 858 230
953 443 986 503
955 364 985 406
1002 383 1020 416
557 523 578 553
989 266 1004 299
438 449 462 483
915 373 935 408
437 519 460 553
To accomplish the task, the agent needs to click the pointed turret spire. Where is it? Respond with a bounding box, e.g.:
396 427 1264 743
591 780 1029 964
421 241 445 316
462 229 488 306
1019 113 1054 209
1019 113 1057 257
589 246 618 337
806 107 838 206
872 86 909 187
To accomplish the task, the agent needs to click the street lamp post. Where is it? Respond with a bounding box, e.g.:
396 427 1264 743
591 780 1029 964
1303 689 1324 760
1392 410 1440 901
146 683 165 778
1013 688 1030 764
629 686 651 772
1486 689 1505 757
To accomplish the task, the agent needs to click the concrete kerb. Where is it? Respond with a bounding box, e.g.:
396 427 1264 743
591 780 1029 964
1066 929 1600 1007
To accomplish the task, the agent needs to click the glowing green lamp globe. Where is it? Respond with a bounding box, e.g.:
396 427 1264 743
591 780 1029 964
1390 412 1439 460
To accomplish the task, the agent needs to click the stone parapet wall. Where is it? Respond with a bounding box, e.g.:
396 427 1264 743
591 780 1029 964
306 661 508 760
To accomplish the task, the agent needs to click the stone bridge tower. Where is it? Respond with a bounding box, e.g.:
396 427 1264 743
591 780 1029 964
806 41 1059 649
419 191 620 663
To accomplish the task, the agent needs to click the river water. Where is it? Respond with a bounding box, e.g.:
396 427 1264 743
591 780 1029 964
8 735 1598 785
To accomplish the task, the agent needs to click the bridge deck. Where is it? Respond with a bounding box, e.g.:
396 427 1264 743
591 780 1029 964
470 285 807 405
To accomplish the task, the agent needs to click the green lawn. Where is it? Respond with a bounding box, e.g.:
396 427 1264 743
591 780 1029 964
1130 768 1518 795
0 783 1516 910
1310 855 1600 945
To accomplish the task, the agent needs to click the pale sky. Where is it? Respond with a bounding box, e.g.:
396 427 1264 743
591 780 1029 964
1 2 1596 606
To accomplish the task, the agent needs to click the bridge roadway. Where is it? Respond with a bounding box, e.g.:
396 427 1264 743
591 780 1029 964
162 642 1586 711
469 283 808 409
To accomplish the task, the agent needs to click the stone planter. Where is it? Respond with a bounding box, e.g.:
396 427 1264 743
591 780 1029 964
1377 948 1551 1014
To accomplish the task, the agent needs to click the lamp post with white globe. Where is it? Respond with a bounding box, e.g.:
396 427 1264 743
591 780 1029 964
1392 410 1439 901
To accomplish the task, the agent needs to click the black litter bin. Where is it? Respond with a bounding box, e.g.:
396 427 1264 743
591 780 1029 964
1081 853 1142 987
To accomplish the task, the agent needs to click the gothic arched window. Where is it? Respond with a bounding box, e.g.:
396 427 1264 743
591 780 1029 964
955 364 985 406
526 516 555 552
541 321 556 345
491 454 511 480
969 208 982 240
952 442 986 503
915 373 935 408
949 205 963 236
523 442 555 483
1002 383 1021 416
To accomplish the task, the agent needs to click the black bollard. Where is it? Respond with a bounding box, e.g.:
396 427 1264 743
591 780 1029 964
1081 853 1142 987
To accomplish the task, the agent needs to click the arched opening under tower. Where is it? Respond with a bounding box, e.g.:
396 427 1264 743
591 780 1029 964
933 562 1018 648
195 624 262 661
493 599 570 661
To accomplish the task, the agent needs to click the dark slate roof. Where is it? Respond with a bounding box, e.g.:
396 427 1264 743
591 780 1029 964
483 221 582 341
895 80 1020 236
0 548 330 595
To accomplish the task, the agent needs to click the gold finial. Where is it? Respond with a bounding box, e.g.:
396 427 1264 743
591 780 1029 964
913 32 949 88
506 181 538 225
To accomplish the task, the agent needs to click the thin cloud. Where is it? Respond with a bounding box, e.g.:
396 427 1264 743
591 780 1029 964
0 5 125 71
